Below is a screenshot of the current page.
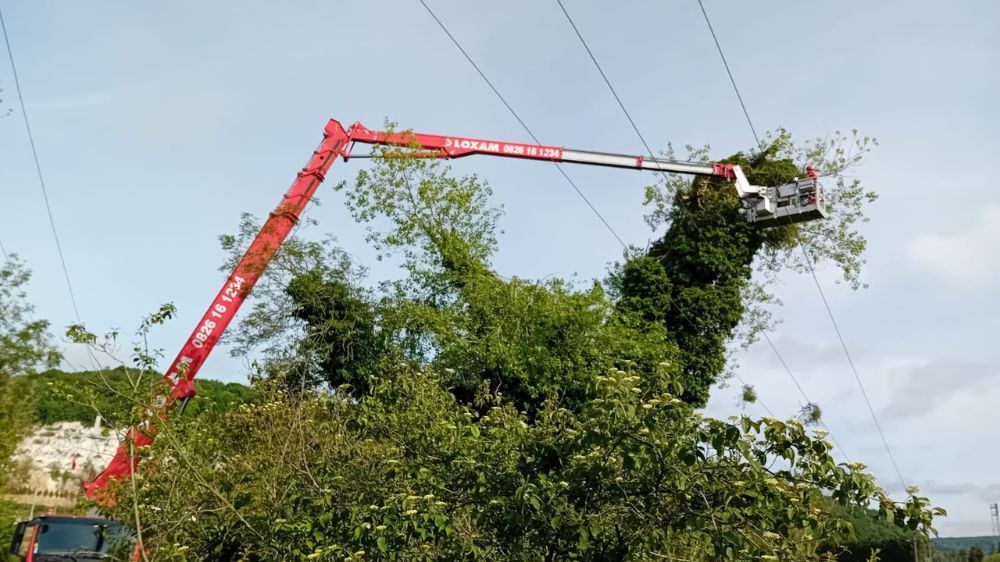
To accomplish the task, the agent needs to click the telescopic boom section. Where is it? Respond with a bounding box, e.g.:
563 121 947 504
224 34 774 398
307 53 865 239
344 122 751 191
87 118 825 498
342 122 829 223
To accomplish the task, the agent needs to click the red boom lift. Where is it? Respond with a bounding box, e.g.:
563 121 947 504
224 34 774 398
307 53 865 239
10 119 825 560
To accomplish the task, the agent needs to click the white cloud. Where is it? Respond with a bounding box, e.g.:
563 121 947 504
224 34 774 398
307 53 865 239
906 205 1000 285
880 358 1000 420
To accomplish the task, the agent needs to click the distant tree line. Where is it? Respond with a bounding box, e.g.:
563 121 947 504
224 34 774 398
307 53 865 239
14 367 250 427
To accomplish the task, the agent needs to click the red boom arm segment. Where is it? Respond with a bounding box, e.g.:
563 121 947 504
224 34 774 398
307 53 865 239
345 122 565 161
86 120 352 497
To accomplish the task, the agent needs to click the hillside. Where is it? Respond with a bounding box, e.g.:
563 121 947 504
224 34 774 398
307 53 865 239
932 536 999 553
15 367 250 427
4 368 251 510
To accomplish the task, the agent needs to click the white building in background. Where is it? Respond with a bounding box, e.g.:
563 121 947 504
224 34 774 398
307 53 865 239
12 416 118 495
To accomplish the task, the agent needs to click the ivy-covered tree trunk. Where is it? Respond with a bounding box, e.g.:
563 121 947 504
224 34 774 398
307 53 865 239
619 146 824 405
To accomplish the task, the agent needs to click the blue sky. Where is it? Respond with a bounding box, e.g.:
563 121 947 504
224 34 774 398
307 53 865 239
2 0 998 537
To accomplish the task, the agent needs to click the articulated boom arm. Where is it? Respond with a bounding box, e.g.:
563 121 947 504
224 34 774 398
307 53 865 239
87 118 825 498
85 120 354 498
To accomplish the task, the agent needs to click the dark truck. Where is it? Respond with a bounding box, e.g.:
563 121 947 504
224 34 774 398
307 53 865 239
9 515 127 561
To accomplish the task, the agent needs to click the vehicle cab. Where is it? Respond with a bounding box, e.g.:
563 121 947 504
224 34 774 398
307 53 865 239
9 515 126 561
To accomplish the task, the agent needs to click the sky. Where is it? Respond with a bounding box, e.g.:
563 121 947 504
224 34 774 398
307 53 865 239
1 0 998 537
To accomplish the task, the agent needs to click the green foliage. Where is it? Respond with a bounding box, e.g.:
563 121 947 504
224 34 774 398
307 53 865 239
220 133 677 413
0 498 28 555
621 145 782 404
422 271 675 410
226 127 879 412
0 255 60 489
136 126 927 561
333 136 678 412
641 130 879 290
219 210 362 364
14 368 250 427
338 127 500 282
107 365 936 561
822 501 928 561
283 269 389 394
0 255 61 377
799 403 823 426
933 537 1000 554
621 130 878 406
608 255 672 324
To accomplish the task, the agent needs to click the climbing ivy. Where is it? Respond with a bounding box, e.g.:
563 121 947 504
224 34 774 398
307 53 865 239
624 129 878 405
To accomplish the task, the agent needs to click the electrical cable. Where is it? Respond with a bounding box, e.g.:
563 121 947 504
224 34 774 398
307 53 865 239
0 8 86 327
416 0 627 248
418 2 765 418
554 0 659 163
554 0 853 455
694 0 904 484
800 247 904 486
694 0 762 151
420 0 779 425
1 7 99 370
762 331 850 460
420 1 871 466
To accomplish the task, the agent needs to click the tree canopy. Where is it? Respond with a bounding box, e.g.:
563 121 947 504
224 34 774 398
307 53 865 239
89 128 941 560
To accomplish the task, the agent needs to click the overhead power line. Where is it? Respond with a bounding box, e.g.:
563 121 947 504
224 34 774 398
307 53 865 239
419 0 780 423
421 0 878 470
800 249 904 485
694 0 904 485
553 0 855 457
1 8 100 372
553 0 659 162
416 0 627 248
694 0 762 151
0 7 85 325
761 332 850 460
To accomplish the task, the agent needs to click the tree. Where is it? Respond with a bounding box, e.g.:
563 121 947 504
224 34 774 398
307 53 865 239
223 136 676 411
0 255 60 477
224 127 877 412
623 130 878 405
822 501 927 561
217 212 377 392
971 546 986 562
95 135 940 560
282 269 389 394
0 254 61 377
333 137 677 412
0 254 61 530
